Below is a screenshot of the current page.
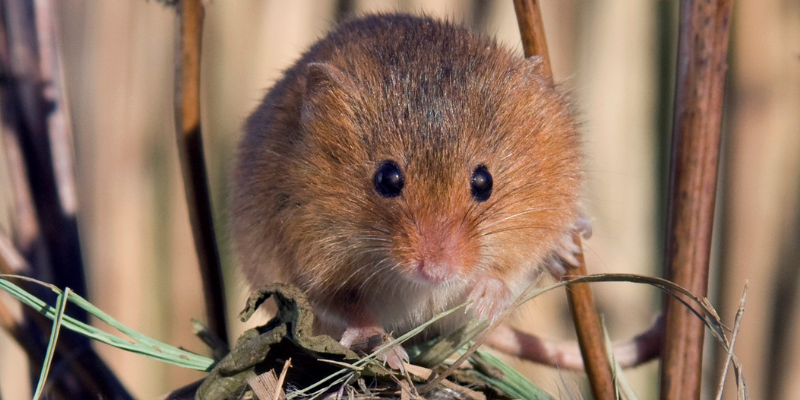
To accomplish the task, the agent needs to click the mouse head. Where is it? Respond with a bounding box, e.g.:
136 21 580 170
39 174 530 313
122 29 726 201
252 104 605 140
287 48 582 293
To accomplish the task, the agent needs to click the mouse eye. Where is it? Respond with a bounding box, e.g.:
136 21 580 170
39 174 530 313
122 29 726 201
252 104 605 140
470 165 493 202
373 160 404 198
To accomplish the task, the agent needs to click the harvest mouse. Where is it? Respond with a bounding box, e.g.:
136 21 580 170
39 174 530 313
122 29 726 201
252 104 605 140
230 14 583 369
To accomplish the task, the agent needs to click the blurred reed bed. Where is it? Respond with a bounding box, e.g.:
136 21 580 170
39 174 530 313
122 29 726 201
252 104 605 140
0 0 796 399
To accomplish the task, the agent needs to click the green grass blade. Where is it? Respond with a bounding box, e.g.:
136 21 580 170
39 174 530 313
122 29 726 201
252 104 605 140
0 276 214 371
32 288 69 400
65 291 209 363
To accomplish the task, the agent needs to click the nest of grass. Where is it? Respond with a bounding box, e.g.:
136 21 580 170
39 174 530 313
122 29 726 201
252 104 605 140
197 284 553 400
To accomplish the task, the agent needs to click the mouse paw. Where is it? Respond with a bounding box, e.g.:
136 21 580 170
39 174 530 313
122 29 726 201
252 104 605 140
553 234 582 267
375 341 410 371
340 326 408 371
546 215 593 276
466 277 511 323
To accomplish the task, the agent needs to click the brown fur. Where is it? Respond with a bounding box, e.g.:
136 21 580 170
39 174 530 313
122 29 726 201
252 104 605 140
230 14 581 344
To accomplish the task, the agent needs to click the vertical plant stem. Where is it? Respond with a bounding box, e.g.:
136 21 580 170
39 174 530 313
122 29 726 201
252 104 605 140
660 1 734 399
1 0 86 316
173 0 229 346
0 0 134 398
566 234 615 400
513 2 614 399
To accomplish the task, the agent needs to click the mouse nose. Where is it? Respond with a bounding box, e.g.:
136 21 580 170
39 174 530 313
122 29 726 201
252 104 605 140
415 222 469 284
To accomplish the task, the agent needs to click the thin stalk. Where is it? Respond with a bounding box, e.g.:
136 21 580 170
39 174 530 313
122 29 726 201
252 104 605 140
660 1 734 399
513 2 614 399
173 0 229 345
565 234 615 400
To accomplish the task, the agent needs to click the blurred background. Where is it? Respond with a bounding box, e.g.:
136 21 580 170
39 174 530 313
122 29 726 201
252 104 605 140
0 0 797 399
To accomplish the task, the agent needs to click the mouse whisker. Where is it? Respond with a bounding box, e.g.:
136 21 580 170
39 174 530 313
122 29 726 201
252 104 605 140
358 259 398 295
352 236 392 243
479 208 560 231
480 224 565 237
469 188 534 224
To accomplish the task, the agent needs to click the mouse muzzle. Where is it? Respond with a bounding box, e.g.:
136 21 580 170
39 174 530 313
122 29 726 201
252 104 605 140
407 216 476 285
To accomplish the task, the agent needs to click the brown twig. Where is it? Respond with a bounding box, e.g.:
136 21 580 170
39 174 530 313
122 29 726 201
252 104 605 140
513 2 614 398
173 0 229 345
660 1 734 399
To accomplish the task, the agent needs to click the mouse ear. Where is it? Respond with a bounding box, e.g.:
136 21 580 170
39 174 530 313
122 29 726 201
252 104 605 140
303 62 357 103
514 55 553 87
521 55 548 77
301 62 358 125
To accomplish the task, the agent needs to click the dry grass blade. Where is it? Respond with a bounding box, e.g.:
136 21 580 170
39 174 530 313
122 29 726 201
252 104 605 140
369 362 417 400
275 358 292 400
715 282 748 400
601 316 638 400
374 360 490 400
